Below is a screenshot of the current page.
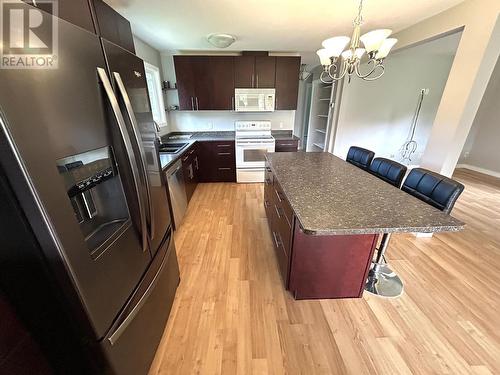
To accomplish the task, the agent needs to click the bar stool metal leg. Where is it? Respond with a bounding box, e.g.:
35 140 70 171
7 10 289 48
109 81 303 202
364 233 404 298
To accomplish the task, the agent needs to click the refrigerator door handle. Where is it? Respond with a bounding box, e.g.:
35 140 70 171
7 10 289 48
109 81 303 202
112 72 154 242
97 67 149 253
107 231 172 346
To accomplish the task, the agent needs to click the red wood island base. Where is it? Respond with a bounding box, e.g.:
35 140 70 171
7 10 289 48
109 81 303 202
264 166 378 299
264 152 464 300
289 226 378 299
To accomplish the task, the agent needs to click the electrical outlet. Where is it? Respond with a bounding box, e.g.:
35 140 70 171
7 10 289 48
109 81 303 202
464 151 470 159
207 122 213 130
422 88 430 95
279 122 283 129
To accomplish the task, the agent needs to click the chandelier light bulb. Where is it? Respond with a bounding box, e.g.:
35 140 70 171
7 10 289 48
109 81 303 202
360 29 392 53
354 48 366 59
316 49 333 66
321 36 350 58
375 38 398 60
341 49 353 60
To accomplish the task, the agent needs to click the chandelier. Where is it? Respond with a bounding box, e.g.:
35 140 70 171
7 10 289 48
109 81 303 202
317 0 397 83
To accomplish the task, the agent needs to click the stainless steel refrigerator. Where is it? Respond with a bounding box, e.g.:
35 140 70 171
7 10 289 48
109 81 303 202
0 4 179 374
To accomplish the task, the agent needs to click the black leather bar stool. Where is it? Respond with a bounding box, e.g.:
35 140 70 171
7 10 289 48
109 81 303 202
401 168 465 214
346 146 375 171
365 167 464 298
369 157 407 187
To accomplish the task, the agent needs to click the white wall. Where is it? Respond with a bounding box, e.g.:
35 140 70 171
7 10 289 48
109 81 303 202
458 56 500 174
332 32 460 163
168 110 296 132
394 0 500 176
133 36 163 76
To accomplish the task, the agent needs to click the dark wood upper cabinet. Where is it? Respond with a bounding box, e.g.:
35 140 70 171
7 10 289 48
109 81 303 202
174 55 301 110
22 0 95 34
92 0 135 54
234 56 255 88
173 56 196 110
275 57 301 110
173 56 212 110
234 56 276 88
255 56 276 88
210 56 235 110
191 56 212 110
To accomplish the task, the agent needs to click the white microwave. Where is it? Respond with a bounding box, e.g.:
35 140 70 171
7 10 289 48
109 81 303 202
234 88 275 112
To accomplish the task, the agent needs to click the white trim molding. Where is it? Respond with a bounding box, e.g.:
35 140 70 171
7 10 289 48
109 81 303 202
455 164 500 179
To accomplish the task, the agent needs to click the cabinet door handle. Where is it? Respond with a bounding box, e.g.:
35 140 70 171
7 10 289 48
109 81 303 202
191 97 194 111
272 231 282 248
251 74 254 88
264 200 271 208
275 205 283 219
194 156 199 170
182 155 189 162
217 152 231 156
231 96 235 110
275 188 283 202
195 97 199 110
278 143 295 146
218 167 231 171
256 74 259 88
217 144 231 148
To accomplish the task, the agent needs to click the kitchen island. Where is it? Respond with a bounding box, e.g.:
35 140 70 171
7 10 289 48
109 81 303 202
264 152 464 299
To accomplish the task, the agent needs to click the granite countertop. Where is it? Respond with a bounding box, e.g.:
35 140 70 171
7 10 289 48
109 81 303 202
159 131 301 171
271 130 300 141
266 152 465 236
158 132 236 171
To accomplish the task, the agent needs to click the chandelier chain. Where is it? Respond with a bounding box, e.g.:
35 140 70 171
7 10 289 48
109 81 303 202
354 0 364 25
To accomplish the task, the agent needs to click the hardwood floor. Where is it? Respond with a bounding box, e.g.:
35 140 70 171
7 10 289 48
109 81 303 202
149 168 500 374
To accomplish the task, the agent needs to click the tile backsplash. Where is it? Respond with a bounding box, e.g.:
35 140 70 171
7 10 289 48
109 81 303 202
167 110 296 132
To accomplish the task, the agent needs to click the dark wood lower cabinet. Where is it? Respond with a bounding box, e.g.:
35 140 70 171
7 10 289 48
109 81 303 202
0 293 52 374
181 144 199 203
198 141 236 182
264 161 377 299
275 139 299 152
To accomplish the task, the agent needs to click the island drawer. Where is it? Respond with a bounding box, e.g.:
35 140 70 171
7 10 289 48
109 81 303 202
264 184 274 224
271 230 289 286
273 182 293 228
275 204 292 256
265 165 273 185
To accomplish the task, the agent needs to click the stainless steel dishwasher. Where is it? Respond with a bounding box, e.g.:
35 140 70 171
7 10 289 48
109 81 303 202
166 159 188 230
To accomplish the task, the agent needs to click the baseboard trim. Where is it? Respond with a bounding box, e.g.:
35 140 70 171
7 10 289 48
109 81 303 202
455 164 500 179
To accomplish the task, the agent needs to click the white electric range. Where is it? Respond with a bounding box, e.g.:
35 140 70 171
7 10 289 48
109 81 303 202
235 121 275 183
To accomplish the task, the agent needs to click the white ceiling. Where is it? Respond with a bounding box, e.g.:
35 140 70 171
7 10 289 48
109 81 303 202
106 0 465 65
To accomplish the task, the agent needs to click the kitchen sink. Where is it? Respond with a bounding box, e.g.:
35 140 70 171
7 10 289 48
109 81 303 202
159 142 189 154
